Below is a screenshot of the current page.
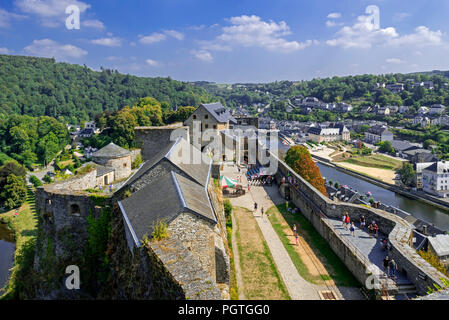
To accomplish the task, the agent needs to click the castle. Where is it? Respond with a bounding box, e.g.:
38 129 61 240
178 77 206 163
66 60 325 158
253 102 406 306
34 123 229 300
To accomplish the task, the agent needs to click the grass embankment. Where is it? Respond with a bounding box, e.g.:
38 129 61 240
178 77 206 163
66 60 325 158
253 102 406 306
234 206 290 300
340 154 403 171
267 203 359 287
0 187 38 299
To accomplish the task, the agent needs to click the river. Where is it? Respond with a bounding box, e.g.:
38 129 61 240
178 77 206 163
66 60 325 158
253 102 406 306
0 223 15 291
317 163 449 231
272 139 449 231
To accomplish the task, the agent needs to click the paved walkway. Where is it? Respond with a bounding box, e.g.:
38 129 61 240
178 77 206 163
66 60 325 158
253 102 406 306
222 164 364 300
326 218 409 285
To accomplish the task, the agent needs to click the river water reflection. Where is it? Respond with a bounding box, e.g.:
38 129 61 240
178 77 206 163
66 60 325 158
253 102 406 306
0 223 15 290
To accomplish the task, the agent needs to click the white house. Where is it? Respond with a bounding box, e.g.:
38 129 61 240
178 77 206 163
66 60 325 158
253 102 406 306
429 104 446 115
422 161 449 198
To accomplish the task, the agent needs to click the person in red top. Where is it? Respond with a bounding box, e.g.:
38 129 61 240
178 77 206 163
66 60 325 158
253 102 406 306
373 223 379 238
344 214 350 230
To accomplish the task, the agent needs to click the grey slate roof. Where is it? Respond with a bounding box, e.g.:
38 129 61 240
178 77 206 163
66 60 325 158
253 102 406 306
202 103 237 125
96 165 115 177
118 171 216 245
121 137 210 189
92 142 131 159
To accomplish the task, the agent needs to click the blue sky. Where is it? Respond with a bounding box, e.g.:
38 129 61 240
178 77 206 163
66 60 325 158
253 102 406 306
1 0 449 83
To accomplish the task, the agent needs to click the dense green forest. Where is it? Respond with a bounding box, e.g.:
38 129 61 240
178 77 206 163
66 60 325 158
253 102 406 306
0 114 70 169
0 55 214 123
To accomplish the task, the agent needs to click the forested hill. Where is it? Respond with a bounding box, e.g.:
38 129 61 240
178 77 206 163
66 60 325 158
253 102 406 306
0 54 214 123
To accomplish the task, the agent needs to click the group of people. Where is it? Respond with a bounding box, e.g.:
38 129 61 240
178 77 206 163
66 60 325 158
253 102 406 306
382 255 398 279
341 213 356 237
254 202 266 220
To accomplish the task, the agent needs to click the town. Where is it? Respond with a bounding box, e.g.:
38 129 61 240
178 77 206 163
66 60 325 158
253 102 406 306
1 0 449 311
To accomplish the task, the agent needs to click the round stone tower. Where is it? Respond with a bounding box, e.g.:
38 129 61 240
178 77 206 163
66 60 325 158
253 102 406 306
92 142 132 181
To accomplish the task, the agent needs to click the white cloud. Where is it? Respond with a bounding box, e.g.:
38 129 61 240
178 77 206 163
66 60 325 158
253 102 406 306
138 30 184 44
326 20 342 28
145 59 160 66
326 12 444 49
83 19 105 30
0 47 13 54
23 39 87 59
327 12 341 19
91 37 122 47
202 15 315 54
164 30 184 40
0 8 27 28
15 0 90 27
386 58 404 64
389 26 443 47
192 50 213 62
139 32 166 44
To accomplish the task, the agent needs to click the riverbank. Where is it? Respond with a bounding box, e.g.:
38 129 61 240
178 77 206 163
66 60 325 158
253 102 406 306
0 188 38 299
313 155 449 214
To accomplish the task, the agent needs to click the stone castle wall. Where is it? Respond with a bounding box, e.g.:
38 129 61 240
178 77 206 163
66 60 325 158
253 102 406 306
93 155 131 181
134 125 189 161
263 148 448 295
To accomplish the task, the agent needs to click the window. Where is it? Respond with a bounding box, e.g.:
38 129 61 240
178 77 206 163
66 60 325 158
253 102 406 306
213 125 217 129
123 163 127 168
70 204 81 215
205 124 209 129
204 114 209 119
193 115 197 119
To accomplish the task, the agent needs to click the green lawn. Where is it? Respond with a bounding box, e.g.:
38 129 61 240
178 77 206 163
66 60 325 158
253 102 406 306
267 204 359 287
0 188 38 299
342 154 403 170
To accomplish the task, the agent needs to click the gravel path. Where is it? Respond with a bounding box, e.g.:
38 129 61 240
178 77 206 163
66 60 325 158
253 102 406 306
223 164 365 300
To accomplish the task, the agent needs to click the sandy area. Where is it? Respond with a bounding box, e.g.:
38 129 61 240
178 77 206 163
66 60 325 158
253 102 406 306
310 147 337 161
336 162 396 184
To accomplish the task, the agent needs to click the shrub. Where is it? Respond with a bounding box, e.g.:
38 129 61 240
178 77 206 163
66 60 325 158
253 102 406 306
43 174 52 183
131 154 143 169
29 175 43 187
151 220 169 241
224 199 232 218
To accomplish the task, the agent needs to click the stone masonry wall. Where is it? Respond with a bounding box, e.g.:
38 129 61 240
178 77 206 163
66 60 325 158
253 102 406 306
265 148 448 295
169 212 216 281
134 125 189 161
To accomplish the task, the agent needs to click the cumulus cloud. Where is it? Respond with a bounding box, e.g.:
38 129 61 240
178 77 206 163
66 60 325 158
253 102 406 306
139 30 184 44
191 50 213 62
83 19 105 30
201 15 315 54
163 30 184 40
91 37 122 47
326 20 342 28
326 12 444 49
327 12 341 19
145 59 160 66
15 0 90 27
139 32 167 44
23 39 87 59
0 8 27 28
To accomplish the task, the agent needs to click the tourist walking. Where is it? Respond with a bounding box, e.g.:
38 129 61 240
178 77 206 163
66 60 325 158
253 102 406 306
254 202 258 213
383 256 390 274
360 215 366 229
295 232 299 245
341 214 346 227
344 214 350 230
368 223 374 238
389 259 397 279
293 224 297 237
261 207 264 219
350 222 355 237
373 223 379 238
